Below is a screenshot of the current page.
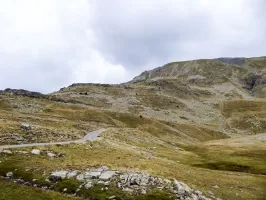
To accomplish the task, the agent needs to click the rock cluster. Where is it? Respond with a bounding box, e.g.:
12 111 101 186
30 149 64 158
49 166 212 200
0 148 63 158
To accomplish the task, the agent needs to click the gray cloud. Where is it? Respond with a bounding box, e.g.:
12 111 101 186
91 0 211 68
0 0 265 93
91 0 266 69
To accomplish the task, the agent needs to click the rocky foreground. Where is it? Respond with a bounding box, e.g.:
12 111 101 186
1 148 219 200
49 166 214 200
3 165 215 200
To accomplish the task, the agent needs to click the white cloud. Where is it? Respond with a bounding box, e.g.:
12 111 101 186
0 0 265 93
0 0 129 93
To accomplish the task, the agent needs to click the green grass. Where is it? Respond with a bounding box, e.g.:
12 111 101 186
221 100 266 117
0 99 12 111
180 145 266 175
0 179 79 200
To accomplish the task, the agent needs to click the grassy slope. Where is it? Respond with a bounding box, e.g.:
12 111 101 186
221 100 266 133
0 179 80 200
1 57 266 200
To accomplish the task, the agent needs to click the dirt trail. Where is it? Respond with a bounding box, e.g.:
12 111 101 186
0 129 104 149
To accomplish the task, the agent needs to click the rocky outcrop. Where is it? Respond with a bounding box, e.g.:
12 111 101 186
67 83 114 88
0 88 92 106
49 166 212 200
0 88 45 98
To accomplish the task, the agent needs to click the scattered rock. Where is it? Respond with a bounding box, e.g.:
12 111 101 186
67 170 79 178
174 179 192 195
76 173 85 181
21 123 31 131
48 166 209 199
84 181 93 189
2 150 12 155
213 185 220 189
99 171 116 181
50 170 68 179
47 152 56 158
31 149 41 155
6 172 13 177
141 188 147 194
108 196 116 199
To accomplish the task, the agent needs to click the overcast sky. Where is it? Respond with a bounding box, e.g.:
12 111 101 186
0 0 265 93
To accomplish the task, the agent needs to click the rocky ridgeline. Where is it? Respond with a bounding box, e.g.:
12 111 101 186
0 88 46 98
49 166 213 200
0 88 86 105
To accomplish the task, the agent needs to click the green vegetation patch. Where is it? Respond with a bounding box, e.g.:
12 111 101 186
0 179 79 200
0 99 12 111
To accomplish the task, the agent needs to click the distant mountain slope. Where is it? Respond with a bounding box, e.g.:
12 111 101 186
50 56 265 136
132 57 266 97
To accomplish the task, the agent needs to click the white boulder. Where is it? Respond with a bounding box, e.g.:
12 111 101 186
31 149 41 155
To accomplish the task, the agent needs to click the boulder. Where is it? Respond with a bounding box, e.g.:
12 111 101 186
84 171 101 179
120 174 129 183
141 188 147 194
6 172 13 177
31 149 41 155
174 179 192 195
84 181 93 189
2 150 12 155
76 173 85 181
97 180 105 184
99 171 116 181
51 170 68 179
47 152 56 158
67 170 79 178
21 123 31 131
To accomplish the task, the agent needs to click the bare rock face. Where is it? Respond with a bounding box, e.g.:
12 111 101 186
50 170 69 179
67 170 80 179
99 171 116 180
84 181 93 189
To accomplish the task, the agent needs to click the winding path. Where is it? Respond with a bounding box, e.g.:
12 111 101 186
0 129 104 149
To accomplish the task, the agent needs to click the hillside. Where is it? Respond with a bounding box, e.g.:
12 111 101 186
0 56 266 200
